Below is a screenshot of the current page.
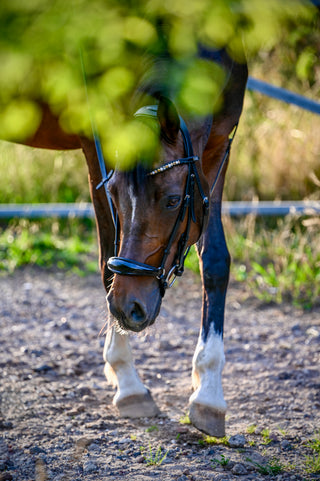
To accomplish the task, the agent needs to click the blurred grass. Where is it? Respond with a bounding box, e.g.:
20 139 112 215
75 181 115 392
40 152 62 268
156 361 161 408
185 214 320 310
0 142 88 204
0 218 98 275
227 88 320 202
226 214 319 309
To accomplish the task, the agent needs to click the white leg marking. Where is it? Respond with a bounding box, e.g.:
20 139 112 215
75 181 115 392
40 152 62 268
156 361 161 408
103 326 148 404
190 325 227 414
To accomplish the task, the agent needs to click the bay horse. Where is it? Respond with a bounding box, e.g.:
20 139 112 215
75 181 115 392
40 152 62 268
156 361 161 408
21 46 247 437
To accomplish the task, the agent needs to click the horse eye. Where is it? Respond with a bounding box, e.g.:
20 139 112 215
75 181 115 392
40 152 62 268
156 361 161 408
166 195 181 209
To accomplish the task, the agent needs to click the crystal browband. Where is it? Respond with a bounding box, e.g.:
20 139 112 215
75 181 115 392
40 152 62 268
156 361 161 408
148 156 199 176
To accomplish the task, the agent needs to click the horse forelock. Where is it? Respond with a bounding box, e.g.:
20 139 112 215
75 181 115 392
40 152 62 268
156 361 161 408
123 164 150 194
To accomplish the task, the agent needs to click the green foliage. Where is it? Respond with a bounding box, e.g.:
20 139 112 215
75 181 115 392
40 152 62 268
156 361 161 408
261 428 272 445
304 432 320 474
246 457 285 476
0 219 98 274
140 443 168 466
184 246 199 275
246 424 257 434
212 454 230 467
146 425 159 433
185 214 320 310
179 413 191 425
199 435 229 446
0 0 316 168
0 142 88 204
228 215 320 309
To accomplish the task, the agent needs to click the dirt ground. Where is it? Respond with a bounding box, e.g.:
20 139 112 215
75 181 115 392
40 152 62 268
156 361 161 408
0 266 319 481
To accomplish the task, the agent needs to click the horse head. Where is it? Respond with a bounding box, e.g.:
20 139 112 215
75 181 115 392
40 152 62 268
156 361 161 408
105 96 210 333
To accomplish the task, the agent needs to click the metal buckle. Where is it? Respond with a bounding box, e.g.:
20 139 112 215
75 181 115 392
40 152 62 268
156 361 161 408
156 268 165 280
165 265 178 289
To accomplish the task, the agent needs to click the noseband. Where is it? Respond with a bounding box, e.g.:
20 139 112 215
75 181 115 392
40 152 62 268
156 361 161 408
96 104 237 296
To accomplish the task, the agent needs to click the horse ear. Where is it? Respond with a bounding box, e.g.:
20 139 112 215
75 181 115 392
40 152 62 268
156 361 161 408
157 96 180 143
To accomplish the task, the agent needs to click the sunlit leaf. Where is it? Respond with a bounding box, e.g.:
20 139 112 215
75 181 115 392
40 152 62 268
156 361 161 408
0 100 41 141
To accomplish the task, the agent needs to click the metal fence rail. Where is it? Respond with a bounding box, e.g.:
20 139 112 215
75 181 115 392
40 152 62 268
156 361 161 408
0 201 319 219
247 77 320 115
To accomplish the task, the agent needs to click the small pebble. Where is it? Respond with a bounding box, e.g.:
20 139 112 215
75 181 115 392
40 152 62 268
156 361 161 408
269 432 279 442
228 434 246 448
231 463 248 475
30 446 46 455
176 426 188 434
246 452 265 465
280 440 292 450
87 442 101 453
83 461 98 474
0 421 13 430
118 437 132 445
0 474 13 481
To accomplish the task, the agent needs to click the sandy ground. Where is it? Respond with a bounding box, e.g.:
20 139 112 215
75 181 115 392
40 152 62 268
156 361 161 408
0 267 319 480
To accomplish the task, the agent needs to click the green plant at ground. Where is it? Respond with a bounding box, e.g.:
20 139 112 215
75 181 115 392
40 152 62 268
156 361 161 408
140 444 168 466
145 425 159 433
304 432 320 474
277 427 287 437
212 454 230 467
246 424 257 434
261 428 272 445
246 457 285 476
0 219 98 274
199 435 229 446
179 413 191 425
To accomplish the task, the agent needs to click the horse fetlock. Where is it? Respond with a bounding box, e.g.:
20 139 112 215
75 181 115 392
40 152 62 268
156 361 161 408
104 358 159 418
192 331 225 374
192 328 225 386
104 362 117 388
189 383 227 414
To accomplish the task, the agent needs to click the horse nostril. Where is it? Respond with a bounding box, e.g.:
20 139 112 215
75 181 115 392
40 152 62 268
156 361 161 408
130 302 146 324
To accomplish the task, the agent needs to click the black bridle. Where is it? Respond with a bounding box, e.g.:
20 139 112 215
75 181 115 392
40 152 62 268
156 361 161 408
95 104 237 296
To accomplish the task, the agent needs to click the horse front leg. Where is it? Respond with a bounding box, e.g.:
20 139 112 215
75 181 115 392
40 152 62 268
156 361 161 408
81 138 159 419
189 198 229 437
104 326 160 417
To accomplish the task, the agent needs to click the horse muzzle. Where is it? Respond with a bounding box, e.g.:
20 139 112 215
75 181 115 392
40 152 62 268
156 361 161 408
107 276 161 333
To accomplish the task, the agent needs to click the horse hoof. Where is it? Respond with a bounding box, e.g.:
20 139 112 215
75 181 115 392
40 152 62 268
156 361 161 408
189 402 225 437
116 391 160 418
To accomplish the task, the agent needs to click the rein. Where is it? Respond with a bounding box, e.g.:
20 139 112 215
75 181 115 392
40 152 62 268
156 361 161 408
95 104 237 296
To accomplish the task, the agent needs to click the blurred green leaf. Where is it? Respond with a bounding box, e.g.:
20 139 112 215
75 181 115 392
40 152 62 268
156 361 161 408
0 0 316 169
